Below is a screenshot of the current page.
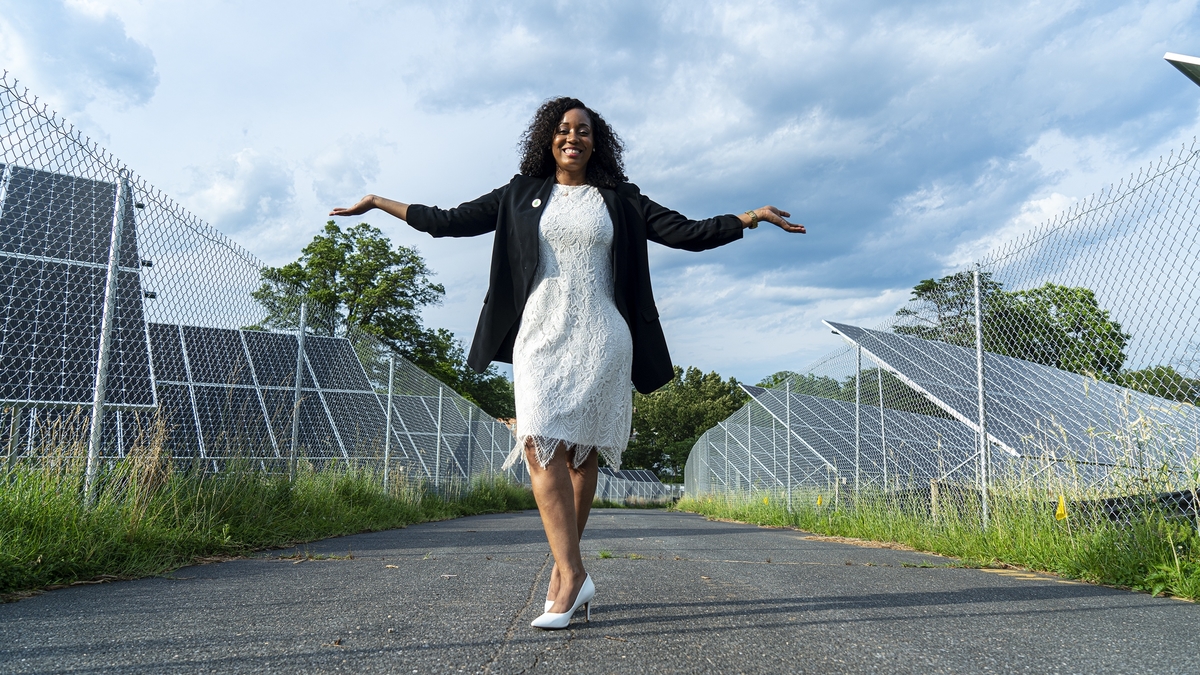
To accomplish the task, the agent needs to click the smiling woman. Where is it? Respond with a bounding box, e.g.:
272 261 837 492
329 95 805 630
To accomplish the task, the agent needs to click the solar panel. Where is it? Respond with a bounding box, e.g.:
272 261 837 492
741 385 978 485
182 326 254 387
1166 52 1200 88
147 383 201 455
0 165 154 408
191 386 276 459
324 391 386 453
260 387 339 458
242 329 307 388
304 335 371 390
824 321 1199 467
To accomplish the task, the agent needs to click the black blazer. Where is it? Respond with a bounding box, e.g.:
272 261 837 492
406 174 744 394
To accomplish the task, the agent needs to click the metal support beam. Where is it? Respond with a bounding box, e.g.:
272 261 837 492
288 302 307 480
974 265 989 528
84 175 127 505
384 354 394 491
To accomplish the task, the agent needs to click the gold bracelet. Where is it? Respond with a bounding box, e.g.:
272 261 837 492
745 210 759 229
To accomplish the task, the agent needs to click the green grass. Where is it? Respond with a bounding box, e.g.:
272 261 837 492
675 488 1200 600
0 449 534 598
591 497 671 509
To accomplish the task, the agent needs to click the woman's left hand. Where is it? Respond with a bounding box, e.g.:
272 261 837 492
741 206 805 233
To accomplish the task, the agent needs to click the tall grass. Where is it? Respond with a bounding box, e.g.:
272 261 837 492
0 418 535 597
676 485 1200 600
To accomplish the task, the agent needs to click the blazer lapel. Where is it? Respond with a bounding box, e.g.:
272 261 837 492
599 186 631 325
513 175 557 306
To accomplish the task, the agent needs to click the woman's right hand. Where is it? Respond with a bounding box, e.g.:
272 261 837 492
329 195 378 217
330 194 410 221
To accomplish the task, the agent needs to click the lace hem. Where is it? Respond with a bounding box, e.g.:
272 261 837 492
501 435 623 472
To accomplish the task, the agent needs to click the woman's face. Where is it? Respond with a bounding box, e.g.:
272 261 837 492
552 108 594 175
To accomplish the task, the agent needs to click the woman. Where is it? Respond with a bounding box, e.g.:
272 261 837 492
331 97 804 629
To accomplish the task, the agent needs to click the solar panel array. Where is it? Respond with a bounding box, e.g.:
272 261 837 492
825 322 1199 473
0 74 521 489
685 386 978 497
597 466 675 502
0 165 154 409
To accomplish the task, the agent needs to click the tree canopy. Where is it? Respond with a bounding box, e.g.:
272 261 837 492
895 272 1131 381
623 366 748 482
253 221 514 418
756 369 949 418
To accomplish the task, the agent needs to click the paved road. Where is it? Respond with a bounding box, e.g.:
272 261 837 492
2 509 1197 674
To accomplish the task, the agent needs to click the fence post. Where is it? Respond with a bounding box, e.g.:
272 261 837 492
466 406 473 481
84 174 127 506
747 403 752 494
6 405 22 475
435 386 443 489
489 418 496 474
288 301 308 481
771 411 777 491
973 264 989 528
855 345 861 496
785 379 792 510
724 424 730 493
878 363 886 491
383 354 394 492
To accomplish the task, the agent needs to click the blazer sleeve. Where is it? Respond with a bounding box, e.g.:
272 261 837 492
405 185 506 238
635 188 744 252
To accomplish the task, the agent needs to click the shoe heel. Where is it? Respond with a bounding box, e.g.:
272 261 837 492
584 602 590 622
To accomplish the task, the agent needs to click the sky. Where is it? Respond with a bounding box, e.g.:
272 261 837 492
1 0 1198 384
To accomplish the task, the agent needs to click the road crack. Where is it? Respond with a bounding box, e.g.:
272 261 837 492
482 552 551 674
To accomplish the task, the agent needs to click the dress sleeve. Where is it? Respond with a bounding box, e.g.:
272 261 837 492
637 190 744 252
405 184 506 238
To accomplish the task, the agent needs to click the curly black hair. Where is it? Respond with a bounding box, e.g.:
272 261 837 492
518 97 627 189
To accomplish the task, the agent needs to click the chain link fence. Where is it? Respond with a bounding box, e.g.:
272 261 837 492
687 140 1200 521
0 74 537 494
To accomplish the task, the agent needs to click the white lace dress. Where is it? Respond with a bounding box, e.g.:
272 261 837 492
500 183 634 471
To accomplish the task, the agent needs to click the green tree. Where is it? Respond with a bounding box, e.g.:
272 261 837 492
990 284 1130 380
895 271 1003 347
756 371 842 399
895 273 1130 381
624 366 749 481
758 369 948 418
253 221 514 418
1117 366 1200 405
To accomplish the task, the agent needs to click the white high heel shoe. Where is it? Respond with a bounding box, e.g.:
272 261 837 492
531 574 594 630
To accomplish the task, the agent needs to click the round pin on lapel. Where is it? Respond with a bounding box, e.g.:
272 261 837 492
532 198 542 207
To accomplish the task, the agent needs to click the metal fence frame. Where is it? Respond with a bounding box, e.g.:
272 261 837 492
686 139 1200 523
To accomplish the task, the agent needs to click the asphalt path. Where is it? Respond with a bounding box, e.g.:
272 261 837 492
2 509 1197 674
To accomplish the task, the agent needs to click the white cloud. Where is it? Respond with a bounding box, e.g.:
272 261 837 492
652 262 910 381
0 0 157 121
184 149 296 237
310 133 387 206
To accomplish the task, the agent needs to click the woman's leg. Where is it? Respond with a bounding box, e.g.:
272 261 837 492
547 449 600 602
526 440 587 613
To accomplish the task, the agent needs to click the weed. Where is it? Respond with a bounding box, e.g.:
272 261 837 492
0 446 535 596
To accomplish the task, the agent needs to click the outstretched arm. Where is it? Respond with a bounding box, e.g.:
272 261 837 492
331 186 503 238
641 192 806 252
330 195 409 221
